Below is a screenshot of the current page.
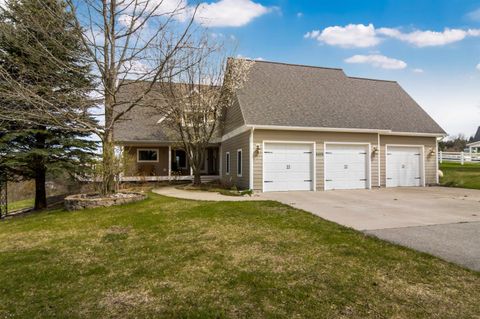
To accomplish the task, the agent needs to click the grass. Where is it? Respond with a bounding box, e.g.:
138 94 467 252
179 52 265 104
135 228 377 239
8 198 34 211
440 162 480 189
179 183 253 197
0 193 479 318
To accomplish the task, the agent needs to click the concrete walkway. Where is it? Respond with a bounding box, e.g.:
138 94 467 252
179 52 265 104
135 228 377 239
152 186 263 201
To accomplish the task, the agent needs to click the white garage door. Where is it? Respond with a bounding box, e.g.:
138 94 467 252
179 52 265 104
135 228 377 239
386 146 422 187
263 143 314 192
325 144 369 190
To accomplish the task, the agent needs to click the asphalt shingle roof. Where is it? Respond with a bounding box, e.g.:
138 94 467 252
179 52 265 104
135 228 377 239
113 59 446 142
236 60 445 134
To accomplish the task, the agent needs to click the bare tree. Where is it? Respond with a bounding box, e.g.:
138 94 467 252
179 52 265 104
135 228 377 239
63 0 206 194
159 43 254 185
0 0 203 195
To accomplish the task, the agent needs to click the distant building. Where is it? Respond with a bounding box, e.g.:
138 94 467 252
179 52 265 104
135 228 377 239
473 126 480 143
467 126 480 153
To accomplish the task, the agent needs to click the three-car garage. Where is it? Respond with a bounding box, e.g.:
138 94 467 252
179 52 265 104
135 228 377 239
261 140 427 192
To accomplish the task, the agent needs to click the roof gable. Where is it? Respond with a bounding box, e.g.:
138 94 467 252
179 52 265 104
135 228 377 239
473 126 480 142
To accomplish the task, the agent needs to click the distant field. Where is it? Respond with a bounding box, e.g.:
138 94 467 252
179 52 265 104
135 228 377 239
440 162 480 190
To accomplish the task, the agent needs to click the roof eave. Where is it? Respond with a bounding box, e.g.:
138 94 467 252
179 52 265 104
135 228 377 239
245 125 446 137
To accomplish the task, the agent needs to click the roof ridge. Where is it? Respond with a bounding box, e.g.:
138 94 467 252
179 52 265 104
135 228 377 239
238 58 344 72
347 76 397 83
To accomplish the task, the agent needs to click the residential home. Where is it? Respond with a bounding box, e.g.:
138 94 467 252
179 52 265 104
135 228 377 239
114 59 446 192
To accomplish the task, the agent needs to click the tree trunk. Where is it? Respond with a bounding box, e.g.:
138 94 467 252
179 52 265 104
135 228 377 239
193 170 201 186
190 145 204 186
34 129 47 210
101 132 115 195
102 70 116 195
34 166 47 210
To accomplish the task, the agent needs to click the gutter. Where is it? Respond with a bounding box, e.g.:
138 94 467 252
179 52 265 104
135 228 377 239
244 125 447 138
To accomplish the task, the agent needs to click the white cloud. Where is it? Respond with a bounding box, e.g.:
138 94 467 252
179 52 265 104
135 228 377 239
413 68 424 73
121 60 150 76
195 0 270 27
305 23 480 48
296 12 303 18
345 54 407 70
466 8 480 21
468 29 480 36
378 27 471 47
476 63 480 71
236 54 265 61
120 0 269 27
305 24 380 48
118 14 144 29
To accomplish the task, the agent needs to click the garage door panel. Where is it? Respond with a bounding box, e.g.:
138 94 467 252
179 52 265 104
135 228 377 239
386 146 422 187
263 143 314 192
325 144 369 190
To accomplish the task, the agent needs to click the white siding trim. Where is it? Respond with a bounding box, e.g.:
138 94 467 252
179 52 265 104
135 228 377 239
221 125 251 142
435 138 439 184
168 146 171 179
377 133 381 187
246 125 445 137
249 128 254 189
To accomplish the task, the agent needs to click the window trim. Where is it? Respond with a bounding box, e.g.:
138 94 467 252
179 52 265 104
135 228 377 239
225 152 230 175
137 148 159 163
237 149 243 177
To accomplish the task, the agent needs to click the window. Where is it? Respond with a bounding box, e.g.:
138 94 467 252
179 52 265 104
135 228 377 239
225 152 230 175
237 149 242 177
175 150 187 169
137 149 159 162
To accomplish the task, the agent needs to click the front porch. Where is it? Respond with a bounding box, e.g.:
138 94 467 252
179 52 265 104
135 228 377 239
121 145 220 182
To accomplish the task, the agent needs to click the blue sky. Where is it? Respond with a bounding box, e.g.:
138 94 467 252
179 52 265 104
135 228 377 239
197 0 480 137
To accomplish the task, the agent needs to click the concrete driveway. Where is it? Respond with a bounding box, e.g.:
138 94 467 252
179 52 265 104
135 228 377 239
259 187 480 271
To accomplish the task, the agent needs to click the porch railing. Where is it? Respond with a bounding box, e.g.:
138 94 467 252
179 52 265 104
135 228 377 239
120 175 220 182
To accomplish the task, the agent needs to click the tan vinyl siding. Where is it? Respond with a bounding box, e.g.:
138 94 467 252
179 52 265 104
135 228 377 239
124 146 169 176
253 130 380 191
222 97 245 135
221 130 250 189
379 135 437 186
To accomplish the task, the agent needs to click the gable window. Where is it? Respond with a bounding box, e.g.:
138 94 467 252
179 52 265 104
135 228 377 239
237 149 242 177
137 149 158 162
225 152 230 175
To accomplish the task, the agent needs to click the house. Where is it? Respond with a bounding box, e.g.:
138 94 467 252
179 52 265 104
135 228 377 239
113 59 446 192
467 126 480 153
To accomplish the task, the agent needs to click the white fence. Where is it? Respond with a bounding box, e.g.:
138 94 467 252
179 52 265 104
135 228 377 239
439 151 480 164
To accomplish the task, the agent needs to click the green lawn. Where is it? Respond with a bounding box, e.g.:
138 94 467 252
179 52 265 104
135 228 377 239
8 198 34 211
440 162 480 189
0 193 479 318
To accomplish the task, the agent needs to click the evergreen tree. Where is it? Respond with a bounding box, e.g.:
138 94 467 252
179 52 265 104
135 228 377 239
0 0 97 210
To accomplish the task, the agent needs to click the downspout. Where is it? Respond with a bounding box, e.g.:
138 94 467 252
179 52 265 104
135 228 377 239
249 127 254 190
377 133 381 187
